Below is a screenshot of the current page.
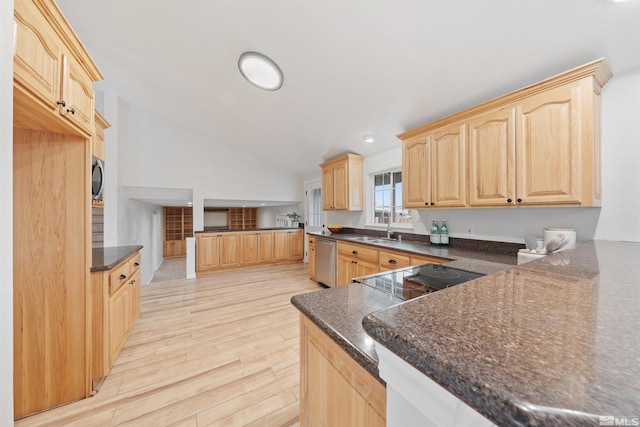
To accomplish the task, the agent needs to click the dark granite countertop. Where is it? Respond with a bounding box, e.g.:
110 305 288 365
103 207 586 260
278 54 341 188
363 240 640 426
290 242 516 383
308 231 519 266
91 245 143 272
196 227 302 234
291 283 403 382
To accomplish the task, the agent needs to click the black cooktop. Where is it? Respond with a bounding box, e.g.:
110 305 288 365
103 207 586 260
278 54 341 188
354 263 484 301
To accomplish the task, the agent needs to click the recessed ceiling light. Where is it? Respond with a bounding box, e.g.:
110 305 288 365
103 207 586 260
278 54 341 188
260 203 266 206
363 134 375 144
187 202 193 206
238 52 283 91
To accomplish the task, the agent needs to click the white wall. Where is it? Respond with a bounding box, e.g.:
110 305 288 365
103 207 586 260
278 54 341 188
594 69 640 242
116 196 159 285
0 0 14 423
204 211 228 227
324 71 640 244
259 204 303 228
106 100 304 280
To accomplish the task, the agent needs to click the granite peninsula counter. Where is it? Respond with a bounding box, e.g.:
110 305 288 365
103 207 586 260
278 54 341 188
363 240 640 426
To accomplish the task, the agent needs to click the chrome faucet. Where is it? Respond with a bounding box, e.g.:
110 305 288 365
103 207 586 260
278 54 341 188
386 220 392 239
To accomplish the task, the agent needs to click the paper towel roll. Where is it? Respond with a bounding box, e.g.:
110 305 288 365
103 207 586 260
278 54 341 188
543 228 576 252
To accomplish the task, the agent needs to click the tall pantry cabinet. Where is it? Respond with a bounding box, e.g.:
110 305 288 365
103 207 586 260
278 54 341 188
12 0 103 419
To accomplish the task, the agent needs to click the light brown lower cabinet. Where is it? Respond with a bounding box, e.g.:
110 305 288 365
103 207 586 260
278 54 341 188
91 251 141 386
197 229 301 272
274 229 304 262
300 314 385 427
336 242 379 286
308 235 316 281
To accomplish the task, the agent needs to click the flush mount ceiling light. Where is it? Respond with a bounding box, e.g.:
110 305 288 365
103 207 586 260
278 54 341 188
238 52 283 91
363 133 375 144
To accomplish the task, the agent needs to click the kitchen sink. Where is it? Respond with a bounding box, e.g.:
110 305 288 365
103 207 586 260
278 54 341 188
344 236 399 244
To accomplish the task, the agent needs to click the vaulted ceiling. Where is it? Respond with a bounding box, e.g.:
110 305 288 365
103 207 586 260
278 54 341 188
58 0 640 177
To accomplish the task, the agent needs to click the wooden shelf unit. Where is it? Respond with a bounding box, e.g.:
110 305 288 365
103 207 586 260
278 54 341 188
228 208 258 229
163 206 193 258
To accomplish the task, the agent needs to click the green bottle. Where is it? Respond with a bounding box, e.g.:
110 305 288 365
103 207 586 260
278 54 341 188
430 220 441 246
440 220 449 246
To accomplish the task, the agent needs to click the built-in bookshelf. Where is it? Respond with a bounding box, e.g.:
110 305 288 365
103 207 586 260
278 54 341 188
164 206 193 257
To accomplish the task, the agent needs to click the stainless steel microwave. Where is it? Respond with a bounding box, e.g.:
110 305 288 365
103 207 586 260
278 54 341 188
92 156 104 202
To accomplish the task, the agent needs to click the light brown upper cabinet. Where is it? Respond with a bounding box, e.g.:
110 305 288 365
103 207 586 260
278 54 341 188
402 122 467 208
401 58 611 208
320 153 364 211
13 0 102 137
514 83 587 205
468 108 516 206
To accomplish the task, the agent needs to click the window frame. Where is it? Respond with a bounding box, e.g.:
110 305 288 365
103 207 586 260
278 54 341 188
368 168 413 229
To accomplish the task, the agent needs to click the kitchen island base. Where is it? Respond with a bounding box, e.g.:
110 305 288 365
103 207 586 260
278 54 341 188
299 314 385 426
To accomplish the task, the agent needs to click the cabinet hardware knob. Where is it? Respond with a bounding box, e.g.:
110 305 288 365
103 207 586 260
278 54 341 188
430 202 435 206
389 259 397 264
56 100 66 107
134 262 140 267
425 202 429 205
67 108 75 115
517 198 523 203
119 274 126 280
507 198 513 203
352 251 358 255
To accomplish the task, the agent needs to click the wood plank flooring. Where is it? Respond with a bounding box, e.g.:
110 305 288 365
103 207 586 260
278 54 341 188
16 263 322 427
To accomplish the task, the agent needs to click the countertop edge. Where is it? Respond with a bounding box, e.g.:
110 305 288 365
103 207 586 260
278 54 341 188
91 245 143 272
291 294 385 384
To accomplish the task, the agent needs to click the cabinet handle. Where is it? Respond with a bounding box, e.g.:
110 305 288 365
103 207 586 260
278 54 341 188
507 198 513 203
430 202 435 206
134 262 140 267
119 274 127 280
425 202 429 206
56 100 66 107
352 250 358 255
517 198 523 203
67 108 75 115
389 259 397 264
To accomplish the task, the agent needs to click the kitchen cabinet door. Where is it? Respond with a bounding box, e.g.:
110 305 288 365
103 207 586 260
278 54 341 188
258 231 274 262
322 166 335 211
300 315 385 426
274 231 290 261
516 84 584 205
336 253 356 286
129 269 141 329
402 134 431 208
241 233 259 265
308 236 316 281
468 108 516 207
196 234 220 271
109 281 130 367
60 54 94 135
320 154 364 211
219 233 241 268
289 229 304 260
332 161 348 210
13 4 61 113
430 122 467 207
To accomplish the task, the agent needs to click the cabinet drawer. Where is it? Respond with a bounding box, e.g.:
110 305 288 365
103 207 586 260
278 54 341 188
410 255 446 265
379 250 411 270
129 252 141 272
109 261 130 295
338 242 378 263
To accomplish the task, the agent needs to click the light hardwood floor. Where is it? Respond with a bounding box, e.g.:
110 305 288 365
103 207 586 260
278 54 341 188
16 263 322 427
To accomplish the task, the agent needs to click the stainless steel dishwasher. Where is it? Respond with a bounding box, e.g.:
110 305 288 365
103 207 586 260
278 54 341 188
315 236 336 287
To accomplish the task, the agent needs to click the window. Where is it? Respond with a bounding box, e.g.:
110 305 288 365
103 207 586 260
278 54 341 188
373 171 411 225
307 186 322 228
